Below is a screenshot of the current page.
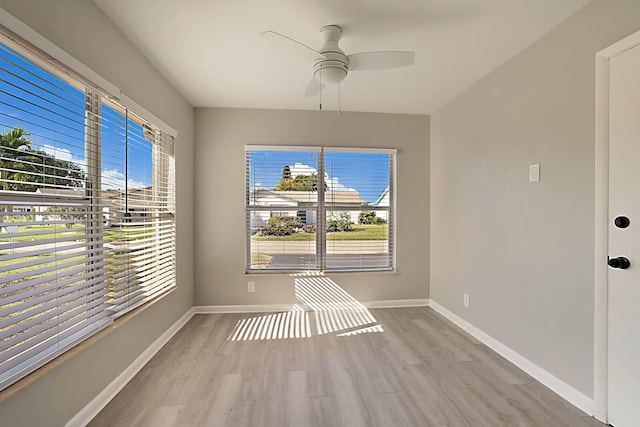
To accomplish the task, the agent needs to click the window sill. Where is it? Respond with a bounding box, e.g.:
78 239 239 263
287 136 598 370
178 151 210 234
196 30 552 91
245 269 396 277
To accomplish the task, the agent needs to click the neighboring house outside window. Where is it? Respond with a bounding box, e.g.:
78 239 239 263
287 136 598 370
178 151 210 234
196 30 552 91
246 146 396 273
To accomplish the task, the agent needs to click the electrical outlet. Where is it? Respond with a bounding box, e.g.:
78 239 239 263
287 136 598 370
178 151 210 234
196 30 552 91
529 163 540 182
463 293 470 308
248 282 255 293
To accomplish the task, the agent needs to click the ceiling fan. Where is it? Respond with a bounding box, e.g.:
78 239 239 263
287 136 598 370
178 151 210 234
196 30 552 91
262 25 415 98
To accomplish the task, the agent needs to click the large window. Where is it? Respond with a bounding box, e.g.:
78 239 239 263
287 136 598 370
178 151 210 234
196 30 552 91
0 28 175 390
246 146 395 273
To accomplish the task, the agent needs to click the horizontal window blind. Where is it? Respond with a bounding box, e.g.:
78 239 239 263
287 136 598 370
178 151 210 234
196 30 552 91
245 146 395 273
324 150 394 271
0 27 175 391
0 194 111 390
246 148 319 271
101 102 176 317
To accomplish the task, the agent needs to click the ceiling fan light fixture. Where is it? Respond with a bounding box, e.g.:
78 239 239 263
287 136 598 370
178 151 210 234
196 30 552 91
314 65 347 85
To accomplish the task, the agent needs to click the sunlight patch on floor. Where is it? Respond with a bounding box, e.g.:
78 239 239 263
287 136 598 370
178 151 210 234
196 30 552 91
227 272 383 341
336 324 385 337
228 307 310 341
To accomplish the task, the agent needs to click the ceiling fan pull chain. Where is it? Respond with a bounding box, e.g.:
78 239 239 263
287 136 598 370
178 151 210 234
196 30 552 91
319 69 323 110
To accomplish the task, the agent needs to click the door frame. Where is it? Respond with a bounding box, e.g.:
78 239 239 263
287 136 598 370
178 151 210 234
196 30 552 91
594 29 640 423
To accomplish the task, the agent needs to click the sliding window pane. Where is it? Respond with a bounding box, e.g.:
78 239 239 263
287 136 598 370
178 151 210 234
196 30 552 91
325 209 391 271
101 102 176 317
324 151 393 271
0 41 109 390
246 149 319 271
249 210 317 270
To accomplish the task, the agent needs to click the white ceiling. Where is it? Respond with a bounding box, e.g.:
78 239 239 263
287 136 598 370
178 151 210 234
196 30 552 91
94 0 590 115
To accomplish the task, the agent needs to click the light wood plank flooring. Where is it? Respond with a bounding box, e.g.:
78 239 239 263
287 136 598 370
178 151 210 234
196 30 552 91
90 307 604 426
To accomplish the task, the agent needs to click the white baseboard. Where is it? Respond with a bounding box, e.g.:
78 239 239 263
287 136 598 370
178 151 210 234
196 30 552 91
66 308 196 427
195 298 430 314
362 298 430 309
195 304 296 314
428 300 594 416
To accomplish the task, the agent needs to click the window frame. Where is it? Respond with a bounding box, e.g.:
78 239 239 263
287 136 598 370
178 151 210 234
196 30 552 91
0 19 177 392
245 145 396 274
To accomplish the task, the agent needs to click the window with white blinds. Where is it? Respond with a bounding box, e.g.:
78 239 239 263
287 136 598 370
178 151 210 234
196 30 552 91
0 28 175 391
246 146 395 273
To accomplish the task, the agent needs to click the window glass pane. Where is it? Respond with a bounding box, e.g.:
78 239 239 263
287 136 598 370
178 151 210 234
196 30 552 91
101 103 176 317
100 102 127 193
0 41 109 390
0 42 86 193
323 152 390 202
324 151 392 271
247 150 319 271
249 210 317 270
247 150 320 205
246 148 395 273
325 209 391 270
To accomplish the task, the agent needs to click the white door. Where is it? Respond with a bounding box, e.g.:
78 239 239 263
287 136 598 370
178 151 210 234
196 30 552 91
608 42 640 427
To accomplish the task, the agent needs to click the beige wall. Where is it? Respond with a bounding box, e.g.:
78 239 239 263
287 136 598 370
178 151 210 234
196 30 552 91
194 108 429 306
0 1 194 426
430 0 640 398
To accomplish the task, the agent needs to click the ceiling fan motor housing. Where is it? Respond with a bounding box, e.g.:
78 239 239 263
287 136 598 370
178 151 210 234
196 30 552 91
313 25 348 85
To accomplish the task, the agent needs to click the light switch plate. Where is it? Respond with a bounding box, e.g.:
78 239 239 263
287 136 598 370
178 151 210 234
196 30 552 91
529 163 540 182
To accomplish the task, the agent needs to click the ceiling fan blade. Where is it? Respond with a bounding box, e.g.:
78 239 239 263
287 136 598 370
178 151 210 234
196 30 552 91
261 30 323 59
304 77 324 97
347 51 415 71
